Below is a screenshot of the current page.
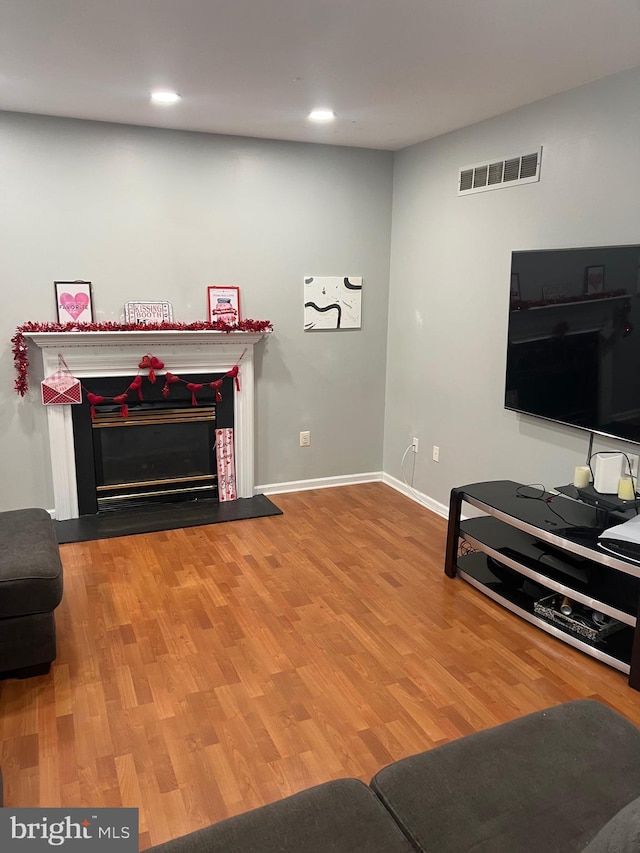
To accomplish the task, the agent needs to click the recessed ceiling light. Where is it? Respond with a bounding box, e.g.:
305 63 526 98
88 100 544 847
308 109 335 123
150 91 181 105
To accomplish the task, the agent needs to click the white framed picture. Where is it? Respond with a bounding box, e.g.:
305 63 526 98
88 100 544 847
55 280 93 323
208 286 241 324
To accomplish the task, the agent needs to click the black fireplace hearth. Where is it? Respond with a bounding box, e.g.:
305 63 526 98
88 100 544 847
54 494 283 544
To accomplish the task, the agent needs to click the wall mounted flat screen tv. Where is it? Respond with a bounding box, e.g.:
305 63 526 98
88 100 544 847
505 243 640 444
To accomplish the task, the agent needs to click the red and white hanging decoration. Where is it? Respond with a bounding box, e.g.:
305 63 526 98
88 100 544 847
41 370 82 406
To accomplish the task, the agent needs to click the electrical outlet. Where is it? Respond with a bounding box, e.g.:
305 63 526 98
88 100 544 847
411 437 419 453
432 445 440 462
300 430 311 447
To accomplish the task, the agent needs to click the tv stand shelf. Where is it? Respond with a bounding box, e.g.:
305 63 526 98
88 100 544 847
444 480 640 689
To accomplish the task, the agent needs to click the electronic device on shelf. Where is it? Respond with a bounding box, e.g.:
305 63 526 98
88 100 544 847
555 483 640 518
575 485 640 514
505 242 640 445
598 514 640 563
535 547 590 585
598 540 640 564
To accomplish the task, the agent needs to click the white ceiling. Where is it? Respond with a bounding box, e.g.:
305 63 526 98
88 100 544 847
2 0 640 151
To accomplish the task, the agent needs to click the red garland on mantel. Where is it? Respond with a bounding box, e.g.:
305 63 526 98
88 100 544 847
11 319 273 396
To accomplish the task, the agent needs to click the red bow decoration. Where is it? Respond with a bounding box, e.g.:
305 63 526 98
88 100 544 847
86 392 104 421
129 374 144 400
226 364 240 391
209 379 224 402
112 393 129 419
186 382 203 406
139 354 164 384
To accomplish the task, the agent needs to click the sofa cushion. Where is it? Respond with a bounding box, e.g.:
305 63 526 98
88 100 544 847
371 699 640 853
0 509 63 619
584 796 640 852
147 778 414 853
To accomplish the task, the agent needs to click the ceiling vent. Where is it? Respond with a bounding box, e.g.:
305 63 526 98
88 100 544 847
458 147 542 196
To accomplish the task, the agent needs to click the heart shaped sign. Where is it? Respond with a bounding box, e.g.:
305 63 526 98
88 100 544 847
60 292 90 321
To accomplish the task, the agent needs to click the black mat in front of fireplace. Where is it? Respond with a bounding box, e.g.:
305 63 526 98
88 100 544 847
54 494 283 544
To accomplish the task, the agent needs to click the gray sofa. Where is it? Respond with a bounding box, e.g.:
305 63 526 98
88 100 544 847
0 508 63 678
147 700 640 852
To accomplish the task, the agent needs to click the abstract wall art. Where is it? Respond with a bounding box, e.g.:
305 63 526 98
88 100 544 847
303 276 363 330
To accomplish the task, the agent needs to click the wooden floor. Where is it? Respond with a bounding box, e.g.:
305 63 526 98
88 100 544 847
2 483 639 849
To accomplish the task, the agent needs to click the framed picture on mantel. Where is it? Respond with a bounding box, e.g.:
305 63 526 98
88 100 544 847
54 280 93 324
585 265 605 295
208 286 241 324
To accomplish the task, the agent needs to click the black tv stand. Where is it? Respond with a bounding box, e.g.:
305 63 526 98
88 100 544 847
444 480 640 690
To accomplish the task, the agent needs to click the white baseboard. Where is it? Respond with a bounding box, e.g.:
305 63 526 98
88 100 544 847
256 470 449 518
381 473 449 518
256 471 383 496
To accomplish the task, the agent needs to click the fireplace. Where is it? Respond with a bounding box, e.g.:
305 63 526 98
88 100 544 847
71 372 234 514
25 330 266 520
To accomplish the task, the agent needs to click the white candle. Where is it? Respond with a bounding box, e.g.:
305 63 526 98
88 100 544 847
618 477 636 501
573 466 591 489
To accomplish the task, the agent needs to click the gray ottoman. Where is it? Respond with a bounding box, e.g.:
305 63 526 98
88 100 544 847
0 508 63 679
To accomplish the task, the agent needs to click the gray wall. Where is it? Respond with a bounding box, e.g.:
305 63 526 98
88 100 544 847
384 66 640 509
0 112 393 511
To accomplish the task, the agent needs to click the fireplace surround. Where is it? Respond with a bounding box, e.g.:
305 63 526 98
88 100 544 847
25 330 267 520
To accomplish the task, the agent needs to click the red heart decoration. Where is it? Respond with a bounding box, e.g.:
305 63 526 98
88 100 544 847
129 375 144 399
150 357 164 369
138 356 152 369
209 379 223 401
186 382 203 406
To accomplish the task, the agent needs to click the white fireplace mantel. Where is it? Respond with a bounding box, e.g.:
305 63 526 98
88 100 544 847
25 330 268 520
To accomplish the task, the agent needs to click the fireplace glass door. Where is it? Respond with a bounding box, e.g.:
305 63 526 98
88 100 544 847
92 405 217 510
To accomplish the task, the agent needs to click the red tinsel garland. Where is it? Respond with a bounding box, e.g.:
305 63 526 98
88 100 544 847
11 319 273 396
